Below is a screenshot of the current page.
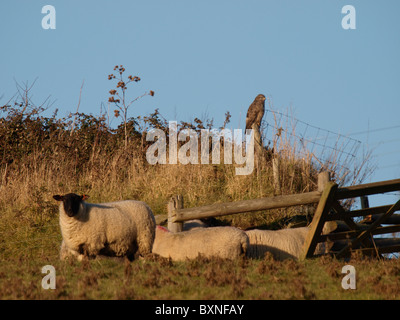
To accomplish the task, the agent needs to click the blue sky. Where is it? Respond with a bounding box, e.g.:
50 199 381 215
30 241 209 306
1 1 399 206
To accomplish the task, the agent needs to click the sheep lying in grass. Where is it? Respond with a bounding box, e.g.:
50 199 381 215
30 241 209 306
53 193 156 261
152 226 249 261
182 219 208 231
246 224 334 261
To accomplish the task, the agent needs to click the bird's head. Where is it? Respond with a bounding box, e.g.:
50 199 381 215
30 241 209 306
256 94 266 101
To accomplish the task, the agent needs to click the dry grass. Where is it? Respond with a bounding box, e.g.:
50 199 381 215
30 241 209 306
1 250 400 300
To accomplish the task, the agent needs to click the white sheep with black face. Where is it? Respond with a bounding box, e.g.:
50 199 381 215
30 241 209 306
53 193 156 261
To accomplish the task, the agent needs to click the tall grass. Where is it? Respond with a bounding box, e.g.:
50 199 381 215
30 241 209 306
0 92 374 225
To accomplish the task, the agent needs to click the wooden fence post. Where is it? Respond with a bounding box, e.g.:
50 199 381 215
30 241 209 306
299 171 332 260
272 157 281 194
360 195 372 223
318 171 331 193
168 195 184 232
360 196 370 209
252 123 264 172
300 181 338 260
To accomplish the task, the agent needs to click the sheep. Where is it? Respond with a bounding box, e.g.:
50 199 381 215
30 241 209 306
182 219 208 231
53 193 156 261
246 223 335 261
152 226 249 261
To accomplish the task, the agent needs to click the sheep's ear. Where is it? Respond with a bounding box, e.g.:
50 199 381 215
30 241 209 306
53 195 64 202
81 194 90 201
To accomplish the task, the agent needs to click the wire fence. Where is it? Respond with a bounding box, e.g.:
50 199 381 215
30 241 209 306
262 107 367 187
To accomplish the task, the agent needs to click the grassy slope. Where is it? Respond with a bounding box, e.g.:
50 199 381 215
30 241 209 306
0 101 387 300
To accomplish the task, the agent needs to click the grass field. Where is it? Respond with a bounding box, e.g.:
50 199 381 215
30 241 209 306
1 206 399 300
2 244 400 300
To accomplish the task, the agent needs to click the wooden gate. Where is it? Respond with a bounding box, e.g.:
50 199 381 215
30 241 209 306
301 179 400 259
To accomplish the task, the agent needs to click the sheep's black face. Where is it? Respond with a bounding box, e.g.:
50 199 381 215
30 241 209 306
63 193 82 217
53 193 83 217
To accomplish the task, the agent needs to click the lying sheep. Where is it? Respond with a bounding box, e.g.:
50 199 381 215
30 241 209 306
53 193 156 261
246 225 333 261
182 219 208 231
152 226 249 261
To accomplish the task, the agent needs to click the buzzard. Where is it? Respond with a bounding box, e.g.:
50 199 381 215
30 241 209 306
245 94 266 130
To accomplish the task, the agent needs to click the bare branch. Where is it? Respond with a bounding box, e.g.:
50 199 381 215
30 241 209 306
126 91 151 109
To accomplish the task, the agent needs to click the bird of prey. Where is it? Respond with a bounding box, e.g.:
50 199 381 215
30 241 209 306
245 94 266 130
